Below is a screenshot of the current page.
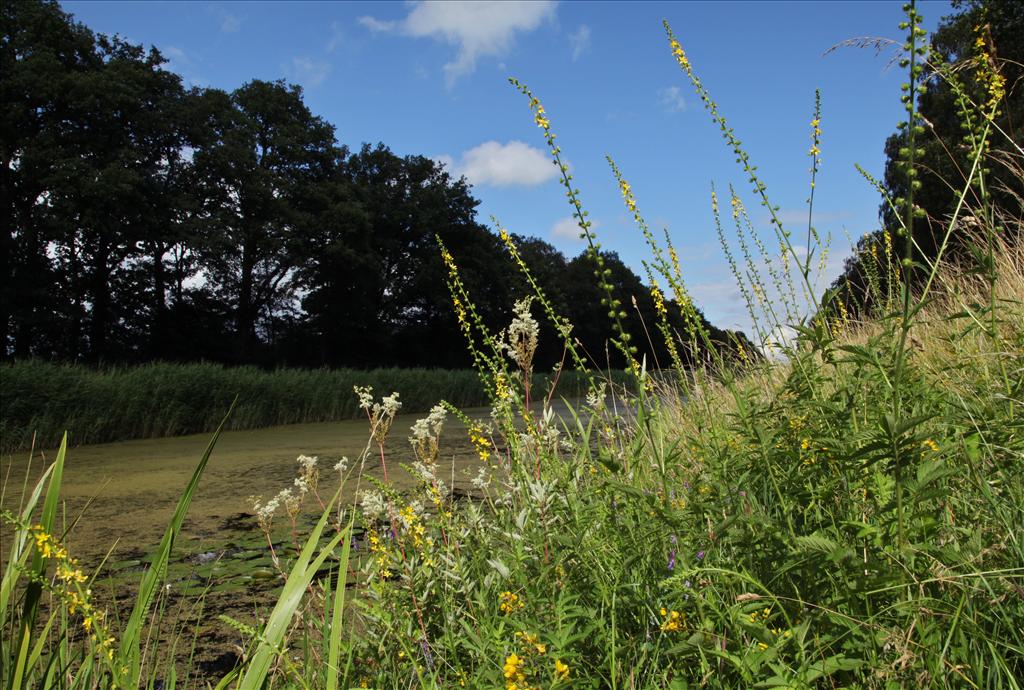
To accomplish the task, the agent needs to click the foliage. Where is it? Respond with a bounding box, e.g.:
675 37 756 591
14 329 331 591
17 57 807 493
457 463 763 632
0 360 627 452
0 0 742 371
2 2 1022 690
834 0 1023 316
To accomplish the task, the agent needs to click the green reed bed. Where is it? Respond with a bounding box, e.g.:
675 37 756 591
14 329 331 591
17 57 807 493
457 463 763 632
0 361 621 452
4 3 1023 689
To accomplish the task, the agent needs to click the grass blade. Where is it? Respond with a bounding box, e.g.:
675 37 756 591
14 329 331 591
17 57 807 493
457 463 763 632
326 513 355 690
118 400 235 684
238 490 344 690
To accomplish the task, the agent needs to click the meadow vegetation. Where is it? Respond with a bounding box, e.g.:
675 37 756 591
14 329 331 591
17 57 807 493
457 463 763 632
3 3 1023 689
0 362 620 453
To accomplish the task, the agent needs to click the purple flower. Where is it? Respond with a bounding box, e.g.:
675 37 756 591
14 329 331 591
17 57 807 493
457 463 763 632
421 638 434 669
667 550 676 571
696 550 705 561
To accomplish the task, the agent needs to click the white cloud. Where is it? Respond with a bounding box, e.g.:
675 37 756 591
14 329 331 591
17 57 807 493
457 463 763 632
432 154 455 171
289 57 331 88
162 45 187 62
358 16 396 33
551 217 585 242
658 86 686 113
359 1 557 87
569 24 591 61
207 5 242 33
326 21 346 53
691 279 745 318
445 140 558 187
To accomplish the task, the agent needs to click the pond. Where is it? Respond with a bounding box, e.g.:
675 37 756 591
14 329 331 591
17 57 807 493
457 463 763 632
0 399 579 680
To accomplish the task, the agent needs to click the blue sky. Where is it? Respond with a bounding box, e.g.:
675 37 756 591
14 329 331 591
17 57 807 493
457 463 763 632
63 0 952 334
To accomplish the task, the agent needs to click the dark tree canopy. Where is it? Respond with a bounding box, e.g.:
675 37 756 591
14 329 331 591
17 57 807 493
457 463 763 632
1 0 752 372
833 0 1022 315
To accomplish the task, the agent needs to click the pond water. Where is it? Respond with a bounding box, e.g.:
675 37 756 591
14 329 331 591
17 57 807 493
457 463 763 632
3 407 490 566
0 400 579 680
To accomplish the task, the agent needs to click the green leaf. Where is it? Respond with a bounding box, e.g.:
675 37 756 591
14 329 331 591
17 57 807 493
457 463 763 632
119 402 235 683
237 489 344 689
326 513 355 690
793 533 839 554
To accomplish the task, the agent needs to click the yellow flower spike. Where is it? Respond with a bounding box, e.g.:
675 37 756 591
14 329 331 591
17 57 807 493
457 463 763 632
554 658 570 679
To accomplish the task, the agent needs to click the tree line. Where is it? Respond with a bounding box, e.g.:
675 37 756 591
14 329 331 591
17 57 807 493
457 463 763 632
2 0 748 371
832 0 1021 314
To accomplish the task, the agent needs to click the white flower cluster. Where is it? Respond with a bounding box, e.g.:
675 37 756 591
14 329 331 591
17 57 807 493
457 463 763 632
380 392 402 417
355 385 402 417
250 486 298 530
360 490 387 521
410 404 446 444
354 385 403 443
518 432 539 457
503 297 539 371
250 452 327 531
470 466 491 491
410 461 435 483
297 454 318 473
410 404 447 464
334 456 349 473
295 454 319 495
355 385 375 411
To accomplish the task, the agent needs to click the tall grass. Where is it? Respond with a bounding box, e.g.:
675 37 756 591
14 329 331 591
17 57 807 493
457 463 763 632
3 4 1023 689
0 361 619 452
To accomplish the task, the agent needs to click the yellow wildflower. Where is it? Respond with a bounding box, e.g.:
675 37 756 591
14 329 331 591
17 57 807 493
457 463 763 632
659 607 685 632
503 653 525 682
500 590 524 615
669 38 690 70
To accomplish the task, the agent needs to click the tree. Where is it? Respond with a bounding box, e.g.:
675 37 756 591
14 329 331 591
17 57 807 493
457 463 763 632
299 144 512 368
2 1 752 371
192 80 340 361
2 1 200 361
836 0 1022 315
1 0 97 358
